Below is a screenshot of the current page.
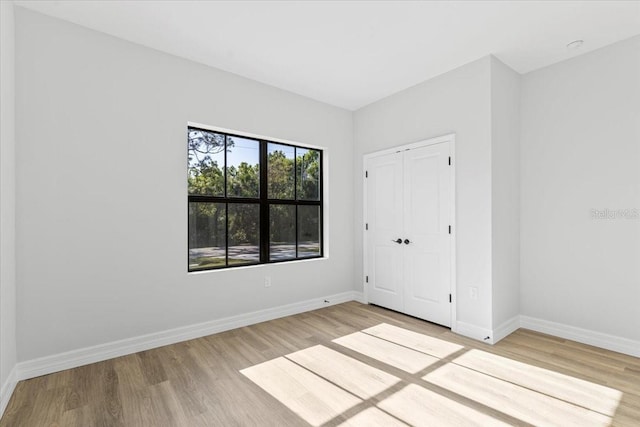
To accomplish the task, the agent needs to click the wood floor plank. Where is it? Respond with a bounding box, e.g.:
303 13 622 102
154 344 204 418
57 404 91 427
136 350 168 386
113 353 158 426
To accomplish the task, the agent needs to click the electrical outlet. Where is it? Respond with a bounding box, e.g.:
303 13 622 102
470 287 478 300
264 276 271 288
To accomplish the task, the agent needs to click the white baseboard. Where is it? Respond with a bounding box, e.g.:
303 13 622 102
456 315 638 357
520 315 640 358
455 321 493 344
13 293 635 389
0 366 17 420
492 315 521 344
17 291 364 381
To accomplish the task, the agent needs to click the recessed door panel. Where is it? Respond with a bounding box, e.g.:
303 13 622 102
374 164 397 230
407 154 440 235
374 246 399 293
406 251 440 302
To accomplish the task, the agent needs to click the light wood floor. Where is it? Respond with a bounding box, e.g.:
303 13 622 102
1 302 639 426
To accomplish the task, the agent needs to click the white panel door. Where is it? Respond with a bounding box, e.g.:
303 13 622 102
402 144 452 327
366 152 404 312
365 140 452 327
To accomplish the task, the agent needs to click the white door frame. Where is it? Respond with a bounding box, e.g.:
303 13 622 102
363 133 457 332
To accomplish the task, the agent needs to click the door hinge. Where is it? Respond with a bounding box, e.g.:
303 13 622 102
365 223 368 230
448 156 451 166
365 171 368 178
448 225 451 234
449 294 452 303
366 275 369 283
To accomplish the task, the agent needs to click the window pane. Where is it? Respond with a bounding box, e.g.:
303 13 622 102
268 143 295 199
188 129 225 196
189 202 226 270
296 148 320 200
270 204 296 261
227 136 259 198
298 205 321 257
228 203 260 265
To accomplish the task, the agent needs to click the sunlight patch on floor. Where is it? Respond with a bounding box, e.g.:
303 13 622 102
363 323 464 358
240 323 621 426
333 331 439 373
240 357 361 426
424 363 612 426
286 345 401 399
452 349 623 416
378 383 511 427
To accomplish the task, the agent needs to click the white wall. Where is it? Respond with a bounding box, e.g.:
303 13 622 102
354 58 494 336
520 35 640 342
15 8 355 362
490 57 521 330
1 0 18 413
0 0 18 411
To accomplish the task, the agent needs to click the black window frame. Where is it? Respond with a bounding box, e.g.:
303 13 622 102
188 126 323 272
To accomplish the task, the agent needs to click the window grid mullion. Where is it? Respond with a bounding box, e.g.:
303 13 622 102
294 147 298 259
260 140 269 263
224 203 229 267
224 135 229 267
319 149 324 258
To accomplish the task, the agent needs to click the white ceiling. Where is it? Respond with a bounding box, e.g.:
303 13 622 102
14 0 640 110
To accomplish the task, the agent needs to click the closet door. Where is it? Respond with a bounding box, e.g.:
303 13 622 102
366 151 404 312
365 139 453 328
402 144 452 327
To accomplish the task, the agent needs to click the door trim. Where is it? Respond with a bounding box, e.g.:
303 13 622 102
363 133 457 332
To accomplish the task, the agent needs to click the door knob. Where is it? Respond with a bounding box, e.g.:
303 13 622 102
404 239 411 245
392 238 402 244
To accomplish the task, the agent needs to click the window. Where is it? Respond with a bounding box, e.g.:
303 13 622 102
188 126 323 271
